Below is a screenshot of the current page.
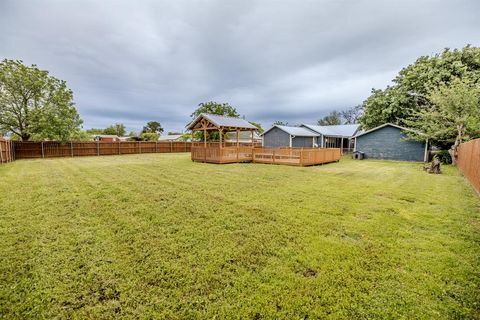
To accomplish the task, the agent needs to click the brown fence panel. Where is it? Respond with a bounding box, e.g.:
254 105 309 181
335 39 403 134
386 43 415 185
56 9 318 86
457 138 480 194
12 141 43 159
13 141 193 159
0 138 14 164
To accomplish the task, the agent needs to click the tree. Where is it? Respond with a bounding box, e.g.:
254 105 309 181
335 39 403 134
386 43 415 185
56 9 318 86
103 123 126 136
0 59 83 141
273 121 289 126
249 121 264 134
360 45 480 132
140 132 160 141
191 101 240 141
191 101 240 119
405 78 480 165
340 105 363 124
143 121 164 135
317 111 342 126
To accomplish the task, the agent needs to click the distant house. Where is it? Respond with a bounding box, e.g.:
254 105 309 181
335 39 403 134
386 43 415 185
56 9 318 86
158 134 184 142
261 125 319 148
301 124 360 150
93 135 119 142
225 131 262 144
353 123 428 162
261 124 360 151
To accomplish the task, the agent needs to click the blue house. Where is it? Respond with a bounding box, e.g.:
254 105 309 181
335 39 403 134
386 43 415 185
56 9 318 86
354 123 428 162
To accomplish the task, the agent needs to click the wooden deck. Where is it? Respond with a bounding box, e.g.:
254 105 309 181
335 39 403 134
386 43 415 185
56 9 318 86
191 146 341 166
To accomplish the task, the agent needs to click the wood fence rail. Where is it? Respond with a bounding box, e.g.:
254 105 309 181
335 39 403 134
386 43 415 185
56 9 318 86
0 138 14 164
457 138 480 194
13 141 193 159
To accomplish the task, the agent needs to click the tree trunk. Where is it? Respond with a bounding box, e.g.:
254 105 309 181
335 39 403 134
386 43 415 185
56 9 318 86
449 125 463 166
424 158 441 174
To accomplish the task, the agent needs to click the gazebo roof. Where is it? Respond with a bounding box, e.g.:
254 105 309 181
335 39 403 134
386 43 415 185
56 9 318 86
186 113 258 131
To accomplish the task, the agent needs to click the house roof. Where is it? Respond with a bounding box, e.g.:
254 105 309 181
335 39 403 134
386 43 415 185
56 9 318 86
92 135 119 138
186 113 258 130
301 124 360 137
262 125 320 137
353 123 422 138
158 134 183 141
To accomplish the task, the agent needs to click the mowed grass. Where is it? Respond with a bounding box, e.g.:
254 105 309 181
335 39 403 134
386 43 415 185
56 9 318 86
0 154 478 319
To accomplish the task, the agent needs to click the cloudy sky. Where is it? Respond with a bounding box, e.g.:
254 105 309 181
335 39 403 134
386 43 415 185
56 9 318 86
1 0 479 133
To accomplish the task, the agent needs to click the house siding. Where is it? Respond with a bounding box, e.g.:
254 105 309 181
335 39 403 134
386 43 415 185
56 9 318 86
355 126 425 161
292 136 315 148
263 127 291 148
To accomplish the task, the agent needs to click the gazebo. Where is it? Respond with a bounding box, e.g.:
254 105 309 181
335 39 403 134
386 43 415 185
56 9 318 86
186 113 258 164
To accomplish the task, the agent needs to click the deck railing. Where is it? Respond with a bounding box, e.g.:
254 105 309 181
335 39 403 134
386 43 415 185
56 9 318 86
191 146 341 166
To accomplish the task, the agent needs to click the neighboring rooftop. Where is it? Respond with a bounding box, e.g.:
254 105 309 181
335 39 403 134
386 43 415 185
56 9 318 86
186 113 258 130
301 124 360 137
158 134 184 141
262 125 320 137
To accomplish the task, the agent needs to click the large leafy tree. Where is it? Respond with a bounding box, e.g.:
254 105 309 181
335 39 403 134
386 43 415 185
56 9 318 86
317 111 342 125
341 105 363 124
0 59 83 141
103 123 126 136
191 101 240 119
190 101 240 141
360 45 480 138
142 121 164 135
405 78 480 165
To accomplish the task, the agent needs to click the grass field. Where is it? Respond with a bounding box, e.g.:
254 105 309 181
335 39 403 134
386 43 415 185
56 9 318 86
0 154 478 319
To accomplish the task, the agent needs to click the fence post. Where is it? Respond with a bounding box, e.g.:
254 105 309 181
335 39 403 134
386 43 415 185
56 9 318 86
118 141 121 155
155 141 158 153
97 141 100 156
272 149 275 164
185 141 187 152
170 141 173 153
0 140 4 163
300 148 304 166
71 142 74 157
139 141 141 154
41 141 45 158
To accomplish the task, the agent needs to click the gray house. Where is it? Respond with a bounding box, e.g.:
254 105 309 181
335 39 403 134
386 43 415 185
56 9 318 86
262 125 319 148
354 123 428 162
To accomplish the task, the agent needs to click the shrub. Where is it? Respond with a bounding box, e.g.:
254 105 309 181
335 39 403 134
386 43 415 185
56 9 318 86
433 150 452 164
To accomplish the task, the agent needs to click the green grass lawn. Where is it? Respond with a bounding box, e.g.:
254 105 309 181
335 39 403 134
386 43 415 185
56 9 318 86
0 154 478 319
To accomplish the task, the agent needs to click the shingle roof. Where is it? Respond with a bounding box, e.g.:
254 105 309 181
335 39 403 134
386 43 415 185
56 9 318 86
353 123 423 138
158 134 183 141
186 113 257 130
301 124 360 137
262 125 320 137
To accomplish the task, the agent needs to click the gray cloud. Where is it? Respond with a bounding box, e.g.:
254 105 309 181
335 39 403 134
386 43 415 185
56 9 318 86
1 0 479 133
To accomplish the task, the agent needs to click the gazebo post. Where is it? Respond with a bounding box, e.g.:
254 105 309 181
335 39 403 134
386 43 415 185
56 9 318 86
236 129 240 148
251 130 254 147
203 127 206 147
219 128 223 149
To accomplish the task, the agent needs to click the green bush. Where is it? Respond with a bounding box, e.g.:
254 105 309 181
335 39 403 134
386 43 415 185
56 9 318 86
433 150 452 164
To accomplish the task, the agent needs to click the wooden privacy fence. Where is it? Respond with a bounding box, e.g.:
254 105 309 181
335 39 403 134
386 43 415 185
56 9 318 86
0 138 13 164
13 141 193 159
457 138 480 194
